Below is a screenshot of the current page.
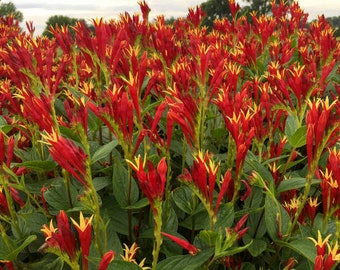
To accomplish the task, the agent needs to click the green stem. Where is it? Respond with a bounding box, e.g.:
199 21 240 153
151 199 163 270
127 164 133 243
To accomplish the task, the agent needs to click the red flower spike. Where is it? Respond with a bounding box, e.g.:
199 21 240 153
98 250 115 270
306 98 339 172
89 86 135 144
284 257 297 270
240 180 252 202
127 156 167 214
229 0 241 19
40 186 50 215
308 231 331 257
71 212 94 270
0 190 9 215
233 213 249 240
320 148 340 217
215 169 232 215
161 232 199 256
16 89 54 133
56 210 77 260
0 132 5 165
138 1 151 23
43 130 88 187
324 242 340 270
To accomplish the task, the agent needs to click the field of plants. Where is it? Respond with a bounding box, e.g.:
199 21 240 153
0 0 339 269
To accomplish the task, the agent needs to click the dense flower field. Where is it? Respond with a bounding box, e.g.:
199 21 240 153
0 0 340 269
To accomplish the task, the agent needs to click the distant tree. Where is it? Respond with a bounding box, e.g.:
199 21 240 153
43 15 81 38
165 16 176 25
201 0 231 29
201 0 295 28
0 2 23 22
327 15 340 37
242 0 293 16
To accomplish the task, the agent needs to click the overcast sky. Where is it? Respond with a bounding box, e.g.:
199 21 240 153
6 0 340 35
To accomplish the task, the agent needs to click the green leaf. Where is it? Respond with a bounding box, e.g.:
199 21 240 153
123 197 149 210
0 115 12 133
264 195 279 241
44 183 81 212
285 113 299 138
162 207 179 232
277 177 321 193
180 209 210 230
264 194 290 241
0 235 37 261
287 126 307 148
12 205 48 239
91 139 118 164
214 241 252 258
102 196 137 236
243 234 267 257
276 239 316 263
245 152 274 184
93 176 112 191
172 186 195 214
107 260 143 270
112 160 139 207
15 160 56 172
198 230 217 247
214 202 234 229
156 249 214 270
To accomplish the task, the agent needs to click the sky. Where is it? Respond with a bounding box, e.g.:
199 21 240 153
6 0 340 35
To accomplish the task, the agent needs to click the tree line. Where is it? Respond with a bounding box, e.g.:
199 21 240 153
1 1 340 37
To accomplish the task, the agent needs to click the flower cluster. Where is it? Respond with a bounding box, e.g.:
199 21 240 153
0 0 339 269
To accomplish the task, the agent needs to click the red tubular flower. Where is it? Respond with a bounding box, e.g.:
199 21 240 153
0 80 21 115
40 186 49 214
161 232 199 256
71 212 93 270
186 6 206 28
215 169 233 215
138 1 151 23
233 213 249 240
306 98 339 171
309 232 340 270
166 84 198 148
308 231 331 257
324 242 340 270
0 190 9 215
56 210 77 260
43 130 88 187
284 257 297 270
98 250 115 270
127 156 167 214
180 152 230 216
229 0 241 18
88 85 134 144
16 88 54 132
320 148 340 218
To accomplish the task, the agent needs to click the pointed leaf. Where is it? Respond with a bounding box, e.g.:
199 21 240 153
91 139 118 164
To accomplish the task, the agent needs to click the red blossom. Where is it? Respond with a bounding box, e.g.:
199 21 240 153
127 156 167 214
71 212 93 270
161 232 199 256
98 250 115 270
44 130 88 187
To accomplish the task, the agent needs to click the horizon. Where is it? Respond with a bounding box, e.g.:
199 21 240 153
4 0 340 35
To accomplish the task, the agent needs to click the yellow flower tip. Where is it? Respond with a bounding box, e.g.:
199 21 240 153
308 230 332 248
41 220 57 240
327 241 340 261
126 155 143 171
71 212 94 232
307 197 319 207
